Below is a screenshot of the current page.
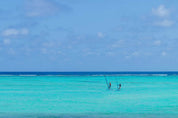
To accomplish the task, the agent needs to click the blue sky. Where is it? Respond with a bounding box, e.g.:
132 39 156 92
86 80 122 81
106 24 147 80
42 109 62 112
0 0 178 71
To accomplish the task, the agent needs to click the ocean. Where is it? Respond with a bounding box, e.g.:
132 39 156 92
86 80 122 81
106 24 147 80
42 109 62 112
0 72 178 118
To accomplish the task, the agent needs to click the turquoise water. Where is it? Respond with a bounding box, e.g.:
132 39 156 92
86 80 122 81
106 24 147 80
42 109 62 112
0 75 178 117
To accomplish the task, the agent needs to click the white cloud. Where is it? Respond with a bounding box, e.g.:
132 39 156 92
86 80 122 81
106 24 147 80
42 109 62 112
41 48 48 54
125 51 140 59
154 19 173 27
3 39 11 45
42 42 54 47
21 28 29 35
2 29 19 36
57 50 62 54
8 48 16 55
85 51 97 56
132 51 139 56
152 5 173 27
82 48 101 56
106 51 115 56
161 51 167 56
25 0 59 17
153 40 161 46
97 32 105 38
2 28 29 37
111 40 124 48
152 5 169 17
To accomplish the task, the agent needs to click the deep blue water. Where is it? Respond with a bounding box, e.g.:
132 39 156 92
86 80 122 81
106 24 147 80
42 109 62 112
0 71 178 76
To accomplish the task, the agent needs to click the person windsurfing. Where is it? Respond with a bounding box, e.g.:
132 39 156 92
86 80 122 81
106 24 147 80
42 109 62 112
108 82 111 89
105 76 111 89
117 83 121 90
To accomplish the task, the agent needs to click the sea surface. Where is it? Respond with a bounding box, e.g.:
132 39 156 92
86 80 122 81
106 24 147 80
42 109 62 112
0 72 178 118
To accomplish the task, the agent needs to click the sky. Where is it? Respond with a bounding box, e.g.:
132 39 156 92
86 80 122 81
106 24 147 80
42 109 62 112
0 0 178 71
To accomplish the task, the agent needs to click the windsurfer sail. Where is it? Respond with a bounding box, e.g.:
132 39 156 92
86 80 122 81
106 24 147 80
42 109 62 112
104 76 111 89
